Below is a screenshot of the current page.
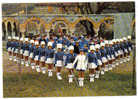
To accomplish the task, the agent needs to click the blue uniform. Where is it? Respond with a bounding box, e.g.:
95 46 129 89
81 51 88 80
33 46 41 60
45 48 55 59
87 52 98 65
65 53 77 66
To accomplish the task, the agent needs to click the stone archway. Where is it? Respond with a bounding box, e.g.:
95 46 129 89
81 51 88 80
21 17 46 36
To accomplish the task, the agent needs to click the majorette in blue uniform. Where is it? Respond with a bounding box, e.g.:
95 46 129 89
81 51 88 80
33 41 41 72
29 40 35 69
13 37 20 62
23 38 30 67
7 36 12 60
54 43 65 80
19 38 25 65
65 45 77 83
87 45 98 82
100 42 108 75
127 36 133 61
95 44 102 79
45 42 55 77
73 48 88 87
122 37 129 62
39 41 47 74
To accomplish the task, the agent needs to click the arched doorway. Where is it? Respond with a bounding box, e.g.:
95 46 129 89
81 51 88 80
2 22 6 40
13 22 18 36
52 21 68 36
7 22 12 36
74 20 95 37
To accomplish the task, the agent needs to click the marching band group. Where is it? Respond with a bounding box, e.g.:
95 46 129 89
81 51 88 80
6 34 133 87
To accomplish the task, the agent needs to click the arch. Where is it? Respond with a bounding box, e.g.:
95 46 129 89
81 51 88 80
23 17 47 30
2 17 19 25
98 17 114 26
48 17 70 28
71 17 96 29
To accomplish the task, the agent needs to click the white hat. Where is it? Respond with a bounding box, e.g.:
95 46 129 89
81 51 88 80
90 45 95 50
47 42 53 46
128 35 131 39
57 43 62 49
120 39 123 42
123 37 127 41
35 41 39 45
41 41 45 45
69 45 74 50
95 44 100 49
109 41 113 45
30 40 34 44
104 40 108 44
16 37 19 40
20 38 24 41
25 38 28 41
12 36 16 40
8 36 11 40
100 42 105 47
112 39 115 43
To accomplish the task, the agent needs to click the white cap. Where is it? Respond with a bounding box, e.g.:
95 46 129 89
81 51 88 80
47 42 53 46
116 39 119 42
30 40 34 44
12 36 16 40
25 38 28 41
90 45 95 51
41 41 45 45
120 39 123 42
95 44 100 49
57 43 62 49
69 45 74 50
35 41 39 45
100 42 105 47
112 39 115 43
123 37 127 41
16 37 19 40
20 38 24 41
109 41 113 45
104 40 108 44
8 36 11 40
128 35 131 39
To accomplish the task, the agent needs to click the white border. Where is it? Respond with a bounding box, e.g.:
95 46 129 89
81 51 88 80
0 0 137 99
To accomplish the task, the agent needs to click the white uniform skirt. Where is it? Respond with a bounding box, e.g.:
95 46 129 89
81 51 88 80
23 50 29 56
97 59 102 66
111 55 115 60
128 47 132 51
124 49 128 53
102 57 108 63
88 63 97 69
34 55 39 61
120 50 124 55
8 47 11 52
107 55 111 61
115 52 118 57
11 48 14 53
66 63 74 69
29 53 34 58
14 49 19 54
45 58 54 64
55 60 63 67
40 56 45 62
20 49 23 54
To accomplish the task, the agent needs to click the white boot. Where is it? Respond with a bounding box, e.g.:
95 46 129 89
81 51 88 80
101 68 105 75
41 67 46 74
25 61 29 67
104 65 109 72
89 74 95 82
31 63 35 69
95 71 99 79
36 65 41 72
21 59 24 65
13 56 17 62
48 70 53 77
109 64 112 70
68 75 74 83
9 56 12 61
57 73 62 80
81 78 84 87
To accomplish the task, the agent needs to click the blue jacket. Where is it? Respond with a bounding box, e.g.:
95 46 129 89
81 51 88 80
29 45 35 55
33 46 41 59
6 41 12 50
45 48 55 59
87 52 98 65
95 51 102 60
54 51 65 64
100 48 107 58
23 43 30 53
39 47 47 59
65 53 77 66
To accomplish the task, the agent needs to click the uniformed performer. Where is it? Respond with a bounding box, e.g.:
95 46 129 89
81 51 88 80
13 37 20 62
127 35 133 61
87 45 98 82
23 38 30 67
45 42 55 77
19 37 24 65
95 44 102 79
73 48 88 87
65 45 77 83
54 43 65 80
6 36 12 60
